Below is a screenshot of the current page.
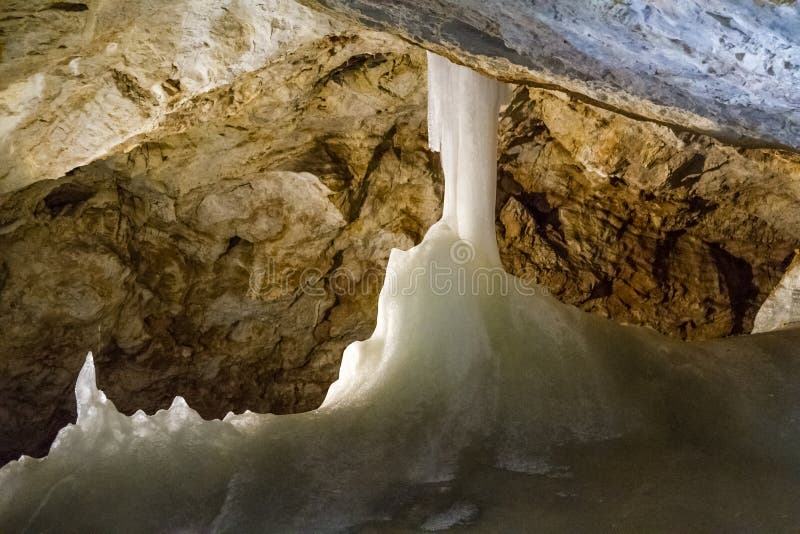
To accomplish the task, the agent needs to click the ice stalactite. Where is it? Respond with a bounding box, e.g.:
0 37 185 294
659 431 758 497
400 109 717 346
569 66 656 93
426 53 507 266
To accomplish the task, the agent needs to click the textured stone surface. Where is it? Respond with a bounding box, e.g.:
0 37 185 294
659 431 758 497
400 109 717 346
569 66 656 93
3 0 800 465
0 0 342 194
303 0 800 150
496 87 800 340
0 7 440 463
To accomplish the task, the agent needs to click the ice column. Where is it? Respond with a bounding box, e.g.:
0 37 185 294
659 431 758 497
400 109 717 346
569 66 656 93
427 52 506 266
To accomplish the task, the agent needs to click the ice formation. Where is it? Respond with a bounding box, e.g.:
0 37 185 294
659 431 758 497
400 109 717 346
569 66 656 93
2 54 800 532
753 251 800 333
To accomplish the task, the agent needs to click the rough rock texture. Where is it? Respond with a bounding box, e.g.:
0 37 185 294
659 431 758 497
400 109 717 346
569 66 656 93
2 0 800 465
496 87 800 340
0 0 347 194
303 0 800 149
0 5 440 463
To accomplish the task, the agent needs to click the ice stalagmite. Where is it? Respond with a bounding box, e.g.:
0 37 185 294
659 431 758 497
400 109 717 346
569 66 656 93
2 53 800 532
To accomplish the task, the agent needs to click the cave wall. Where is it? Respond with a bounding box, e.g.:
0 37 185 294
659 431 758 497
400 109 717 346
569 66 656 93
497 87 800 340
0 8 441 462
2 0 800 464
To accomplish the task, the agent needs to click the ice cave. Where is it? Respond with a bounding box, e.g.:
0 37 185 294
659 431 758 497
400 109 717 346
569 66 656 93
1 1 800 532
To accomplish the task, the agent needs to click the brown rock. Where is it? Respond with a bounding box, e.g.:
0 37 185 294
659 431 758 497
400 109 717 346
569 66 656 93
497 87 800 340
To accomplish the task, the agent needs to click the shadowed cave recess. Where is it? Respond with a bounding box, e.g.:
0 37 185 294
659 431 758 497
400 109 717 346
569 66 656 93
1 3 800 528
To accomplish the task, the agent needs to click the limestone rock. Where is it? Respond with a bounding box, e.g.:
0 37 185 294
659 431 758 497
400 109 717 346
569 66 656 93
303 0 800 149
496 87 800 340
0 9 441 463
0 0 341 194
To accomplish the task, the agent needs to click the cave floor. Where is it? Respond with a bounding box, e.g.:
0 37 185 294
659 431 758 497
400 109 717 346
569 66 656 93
358 436 800 532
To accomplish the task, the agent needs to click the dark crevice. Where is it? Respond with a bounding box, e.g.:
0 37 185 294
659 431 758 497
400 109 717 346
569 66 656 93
517 191 562 235
224 235 243 255
667 153 706 189
707 242 759 335
42 182 96 217
780 249 799 271
653 230 686 285
111 69 156 106
513 191 569 260
0 261 7 294
329 249 345 274
314 53 388 90
290 139 357 216
320 139 357 189
609 175 627 187
47 2 89 12
348 124 397 221
585 276 614 302
688 196 718 216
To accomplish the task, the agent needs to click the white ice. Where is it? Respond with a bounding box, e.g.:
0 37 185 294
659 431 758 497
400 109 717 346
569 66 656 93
753 251 800 333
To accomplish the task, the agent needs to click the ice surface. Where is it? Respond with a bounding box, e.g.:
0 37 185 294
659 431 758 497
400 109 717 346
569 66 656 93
420 502 479 531
2 53 800 532
753 251 800 333
426 53 505 266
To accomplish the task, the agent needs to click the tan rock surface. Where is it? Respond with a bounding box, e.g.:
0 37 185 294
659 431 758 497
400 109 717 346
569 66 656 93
0 11 441 462
0 0 341 194
497 87 800 340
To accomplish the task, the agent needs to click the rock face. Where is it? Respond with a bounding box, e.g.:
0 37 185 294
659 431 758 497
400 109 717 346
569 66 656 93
0 3 441 463
497 87 800 340
303 0 800 149
1 0 800 464
0 0 345 194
